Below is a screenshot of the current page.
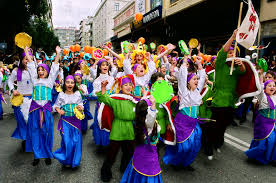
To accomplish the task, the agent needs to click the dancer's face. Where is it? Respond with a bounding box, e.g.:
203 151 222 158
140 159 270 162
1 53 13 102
265 82 276 96
37 66 48 79
135 65 145 77
100 62 109 74
65 79 75 92
188 75 198 91
121 82 133 95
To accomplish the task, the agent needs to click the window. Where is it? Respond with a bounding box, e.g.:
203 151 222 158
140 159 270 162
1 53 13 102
170 0 179 4
114 3 119 11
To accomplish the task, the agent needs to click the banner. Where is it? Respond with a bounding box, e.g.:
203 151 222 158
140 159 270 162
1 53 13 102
236 0 260 49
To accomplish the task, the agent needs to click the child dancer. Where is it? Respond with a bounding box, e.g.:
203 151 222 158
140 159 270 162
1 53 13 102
163 56 206 170
53 75 83 168
245 79 276 166
74 72 93 134
25 46 61 166
9 49 33 149
90 58 116 151
98 75 137 182
121 96 163 183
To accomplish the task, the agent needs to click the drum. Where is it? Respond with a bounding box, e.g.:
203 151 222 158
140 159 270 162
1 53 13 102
150 80 174 104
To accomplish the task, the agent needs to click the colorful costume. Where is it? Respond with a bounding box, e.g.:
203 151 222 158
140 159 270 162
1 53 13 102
53 91 83 168
121 107 163 183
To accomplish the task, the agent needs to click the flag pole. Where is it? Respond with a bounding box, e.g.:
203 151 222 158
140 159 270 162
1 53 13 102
230 1 244 75
256 24 261 61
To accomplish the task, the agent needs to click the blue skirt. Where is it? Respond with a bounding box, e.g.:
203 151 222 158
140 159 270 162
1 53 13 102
163 123 202 167
81 100 93 132
25 109 53 159
51 87 59 107
11 106 27 140
53 120 82 168
121 159 163 183
245 127 276 164
90 103 110 146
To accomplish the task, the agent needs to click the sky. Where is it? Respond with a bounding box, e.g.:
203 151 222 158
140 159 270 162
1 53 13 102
52 0 101 28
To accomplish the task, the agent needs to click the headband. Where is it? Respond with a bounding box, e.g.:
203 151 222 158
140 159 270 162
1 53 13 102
65 75 74 81
98 59 107 67
121 77 132 86
78 60 84 65
38 64 50 74
187 73 196 82
22 51 33 59
132 64 139 72
74 73 83 78
211 56 217 62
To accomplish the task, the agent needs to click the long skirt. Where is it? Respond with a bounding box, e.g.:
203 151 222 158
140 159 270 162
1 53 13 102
81 100 93 132
25 109 53 159
53 120 82 167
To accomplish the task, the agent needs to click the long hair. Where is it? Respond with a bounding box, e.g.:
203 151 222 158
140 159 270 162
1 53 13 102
62 78 78 93
134 100 158 145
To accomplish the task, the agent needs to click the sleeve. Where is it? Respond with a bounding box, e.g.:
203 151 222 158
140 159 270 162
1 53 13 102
96 91 114 107
0 72 3 87
52 93 63 112
8 69 16 92
144 60 157 83
215 48 228 68
59 69 64 84
178 65 188 97
197 69 206 93
48 63 60 87
92 80 101 96
81 84 88 96
27 61 37 85
76 91 84 108
89 67 97 79
123 59 132 75
110 66 118 77
145 107 157 134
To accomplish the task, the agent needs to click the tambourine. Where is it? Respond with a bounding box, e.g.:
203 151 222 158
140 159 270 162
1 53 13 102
157 45 167 54
178 40 189 55
188 38 199 49
92 49 104 60
150 80 174 104
150 42 156 50
122 41 132 54
73 106 85 120
15 32 32 49
11 94 24 107
82 64 90 75
55 85 62 92
143 44 148 51
116 54 124 68
258 58 268 72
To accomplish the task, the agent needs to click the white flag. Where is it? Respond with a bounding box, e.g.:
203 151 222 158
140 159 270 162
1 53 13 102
236 0 260 49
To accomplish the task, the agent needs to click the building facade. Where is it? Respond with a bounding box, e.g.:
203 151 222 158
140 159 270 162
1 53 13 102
54 27 76 48
45 0 54 29
92 0 131 46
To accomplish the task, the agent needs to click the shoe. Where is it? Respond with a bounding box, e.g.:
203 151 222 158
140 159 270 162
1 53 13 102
216 148 221 153
32 159 40 166
45 158 52 165
21 140 26 151
231 121 238 126
185 165 195 171
272 161 276 167
208 156 213 160
82 130 87 135
101 161 112 182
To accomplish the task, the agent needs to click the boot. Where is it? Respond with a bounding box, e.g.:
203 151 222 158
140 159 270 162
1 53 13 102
45 158 52 165
21 140 26 151
101 160 112 182
32 159 40 166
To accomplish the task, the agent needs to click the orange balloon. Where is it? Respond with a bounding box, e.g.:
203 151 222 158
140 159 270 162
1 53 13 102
91 46 96 51
136 13 143 22
63 49 69 55
87 47 93 54
80 52 85 58
103 49 109 56
138 37 145 44
75 44 81 52
84 46 90 53
70 45 75 52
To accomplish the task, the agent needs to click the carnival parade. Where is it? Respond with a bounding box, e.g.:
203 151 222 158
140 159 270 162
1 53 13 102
0 0 276 182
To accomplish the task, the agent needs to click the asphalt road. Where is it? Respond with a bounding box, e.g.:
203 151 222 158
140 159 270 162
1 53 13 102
0 99 276 183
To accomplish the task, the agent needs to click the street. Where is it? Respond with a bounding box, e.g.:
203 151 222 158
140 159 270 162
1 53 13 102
0 100 276 183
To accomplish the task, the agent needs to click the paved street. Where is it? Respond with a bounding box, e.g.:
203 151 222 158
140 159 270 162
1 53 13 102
0 98 276 183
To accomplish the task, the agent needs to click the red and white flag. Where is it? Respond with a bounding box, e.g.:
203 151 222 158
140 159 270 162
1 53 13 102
236 0 260 49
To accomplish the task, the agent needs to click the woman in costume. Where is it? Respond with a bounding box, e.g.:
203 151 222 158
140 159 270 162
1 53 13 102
8 49 33 149
25 46 61 166
163 56 206 171
90 57 116 151
53 75 83 168
121 96 163 183
98 75 138 182
74 72 93 134
245 79 276 166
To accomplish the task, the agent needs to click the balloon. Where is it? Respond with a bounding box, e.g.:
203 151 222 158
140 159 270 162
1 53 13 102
70 45 76 52
63 49 69 55
88 47 94 54
75 44 81 52
80 52 85 58
135 13 143 22
138 37 145 44
84 46 90 53
103 49 109 56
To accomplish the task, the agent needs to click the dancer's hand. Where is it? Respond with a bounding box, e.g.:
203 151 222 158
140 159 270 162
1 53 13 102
77 105 83 111
13 90 20 96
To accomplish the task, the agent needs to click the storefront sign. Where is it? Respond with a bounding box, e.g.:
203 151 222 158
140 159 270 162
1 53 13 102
142 5 162 25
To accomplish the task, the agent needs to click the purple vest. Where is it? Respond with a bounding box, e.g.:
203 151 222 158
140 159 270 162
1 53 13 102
254 113 275 140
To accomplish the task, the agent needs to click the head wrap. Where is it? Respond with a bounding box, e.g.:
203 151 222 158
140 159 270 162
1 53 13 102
264 80 275 109
98 59 107 67
121 77 132 86
132 64 139 72
172 57 178 62
211 56 217 62
143 99 151 106
78 60 84 65
187 73 196 83
38 64 50 74
65 75 74 81
74 73 82 78
22 51 33 59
